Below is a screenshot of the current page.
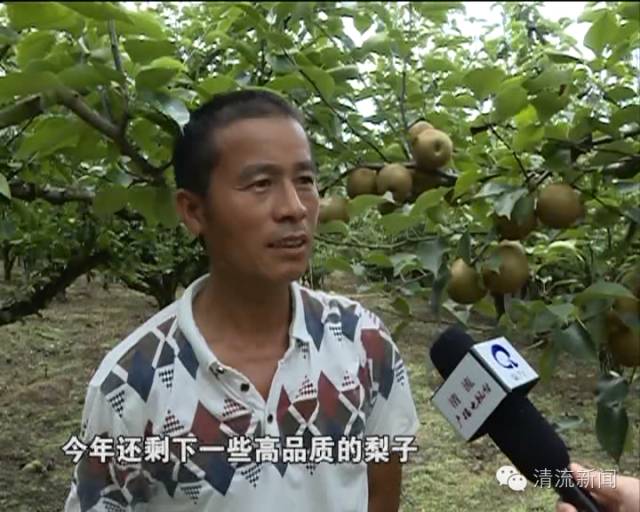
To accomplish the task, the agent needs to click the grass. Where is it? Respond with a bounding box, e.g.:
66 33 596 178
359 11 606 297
0 272 638 511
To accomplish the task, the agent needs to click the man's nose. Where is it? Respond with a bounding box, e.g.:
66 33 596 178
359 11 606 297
275 180 307 220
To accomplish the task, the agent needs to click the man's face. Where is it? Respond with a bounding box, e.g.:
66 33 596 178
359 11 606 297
194 116 319 285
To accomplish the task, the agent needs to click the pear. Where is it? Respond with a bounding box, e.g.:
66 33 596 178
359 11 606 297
318 196 349 223
412 128 453 172
536 183 584 229
346 167 377 198
376 164 413 203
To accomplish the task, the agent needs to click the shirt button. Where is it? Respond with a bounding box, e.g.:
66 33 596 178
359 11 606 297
267 414 274 423
240 383 250 392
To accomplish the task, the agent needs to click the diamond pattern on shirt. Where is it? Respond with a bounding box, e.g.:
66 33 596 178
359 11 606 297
162 410 185 436
103 499 127 512
240 462 262 488
181 483 202 504
158 367 174 390
107 388 125 418
222 398 247 418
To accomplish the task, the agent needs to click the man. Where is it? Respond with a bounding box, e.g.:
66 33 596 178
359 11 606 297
64 90 420 511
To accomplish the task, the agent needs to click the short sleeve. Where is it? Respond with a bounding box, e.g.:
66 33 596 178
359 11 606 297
357 308 420 445
63 381 151 511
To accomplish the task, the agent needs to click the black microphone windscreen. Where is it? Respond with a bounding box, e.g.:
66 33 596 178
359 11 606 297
429 325 476 378
487 392 570 485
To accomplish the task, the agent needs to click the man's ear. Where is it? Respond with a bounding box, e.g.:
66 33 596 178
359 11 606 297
175 189 207 238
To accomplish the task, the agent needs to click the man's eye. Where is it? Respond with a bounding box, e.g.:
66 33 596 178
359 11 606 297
299 176 315 185
252 179 271 189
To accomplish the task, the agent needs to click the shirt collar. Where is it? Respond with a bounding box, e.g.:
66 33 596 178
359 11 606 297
176 273 313 371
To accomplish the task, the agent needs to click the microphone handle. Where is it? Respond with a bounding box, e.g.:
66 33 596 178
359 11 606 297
556 477 603 512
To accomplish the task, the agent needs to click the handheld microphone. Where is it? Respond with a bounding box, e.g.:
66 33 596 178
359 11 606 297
429 326 603 512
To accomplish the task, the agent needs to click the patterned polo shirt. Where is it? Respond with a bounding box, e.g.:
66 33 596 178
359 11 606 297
63 273 420 511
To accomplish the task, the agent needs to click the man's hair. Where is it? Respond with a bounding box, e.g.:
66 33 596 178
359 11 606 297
172 89 305 197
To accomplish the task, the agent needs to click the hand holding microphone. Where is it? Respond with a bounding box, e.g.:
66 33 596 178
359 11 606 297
556 463 640 512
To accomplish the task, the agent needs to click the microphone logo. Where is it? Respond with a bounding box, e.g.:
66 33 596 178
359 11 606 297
491 344 519 370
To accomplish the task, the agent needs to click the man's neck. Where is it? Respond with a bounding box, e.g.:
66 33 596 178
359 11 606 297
193 271 293 349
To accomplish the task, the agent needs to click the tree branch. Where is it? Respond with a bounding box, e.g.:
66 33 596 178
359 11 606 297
0 249 110 326
108 20 129 136
489 124 532 185
0 96 44 129
282 50 389 162
9 180 94 205
55 86 165 180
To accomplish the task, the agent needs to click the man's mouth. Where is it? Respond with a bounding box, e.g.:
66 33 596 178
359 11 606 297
268 234 308 249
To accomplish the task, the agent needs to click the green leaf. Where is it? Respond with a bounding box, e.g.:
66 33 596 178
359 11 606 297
127 185 178 228
538 341 559 383
151 93 189 129
619 2 640 21
390 253 418 276
361 32 391 55
60 2 133 23
513 124 545 152
545 51 583 64
551 323 598 361
197 75 236 96
494 85 528 121
611 105 640 130
596 375 629 407
546 303 576 324
523 68 573 93
354 12 373 33
15 31 55 69
417 238 447 276
424 56 457 72
453 167 483 198
93 184 129 218
391 296 411 317
442 302 470 326
531 91 570 123
411 188 450 215
6 2 82 31
464 67 506 100
576 281 637 303
328 65 360 82
347 194 386 218
323 255 352 273
0 174 10 200
596 402 628 463
494 188 529 218
300 66 335 99
58 64 113 90
0 26 19 45
0 71 62 101
380 212 422 235
605 86 636 102
123 38 175 64
365 251 393 268
317 220 349 236
266 73 306 92
115 10 166 39
457 231 471 264
15 116 80 158
135 68 179 91
584 11 618 56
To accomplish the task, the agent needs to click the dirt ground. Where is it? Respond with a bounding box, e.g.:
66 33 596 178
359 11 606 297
0 273 638 512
